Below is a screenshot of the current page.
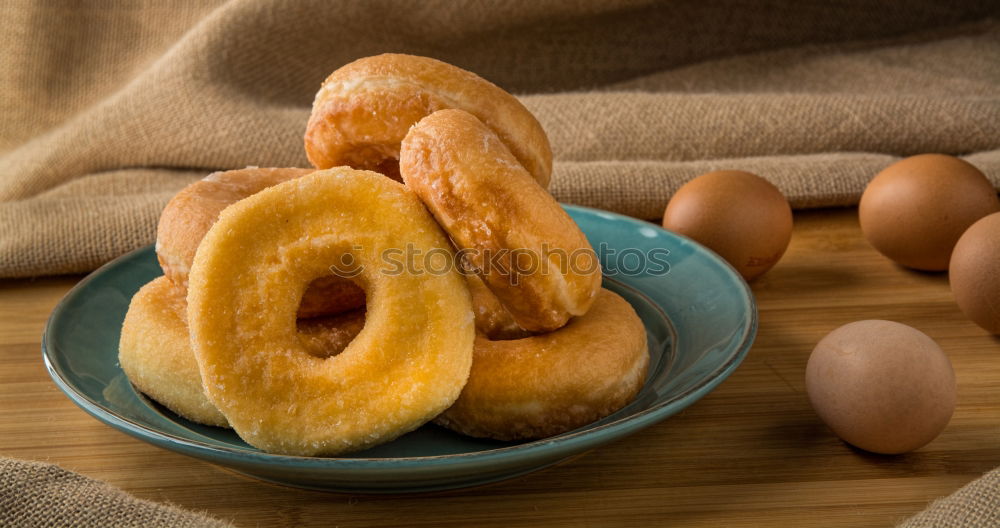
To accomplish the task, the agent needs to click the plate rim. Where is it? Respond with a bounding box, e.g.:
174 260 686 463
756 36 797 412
42 204 758 472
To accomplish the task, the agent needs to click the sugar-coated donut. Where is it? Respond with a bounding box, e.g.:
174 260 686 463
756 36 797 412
119 277 366 428
304 53 552 188
401 109 601 332
435 289 649 441
187 168 475 456
156 167 365 318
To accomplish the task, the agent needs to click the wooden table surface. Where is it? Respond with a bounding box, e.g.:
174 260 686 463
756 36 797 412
2 208 998 527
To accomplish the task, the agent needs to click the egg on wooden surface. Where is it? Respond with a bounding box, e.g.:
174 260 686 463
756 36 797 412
950 212 1000 334
662 170 792 281
805 320 956 455
859 154 999 271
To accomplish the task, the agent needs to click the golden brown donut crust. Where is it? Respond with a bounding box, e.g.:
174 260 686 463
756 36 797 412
305 53 552 188
400 109 601 332
156 167 365 318
435 289 649 441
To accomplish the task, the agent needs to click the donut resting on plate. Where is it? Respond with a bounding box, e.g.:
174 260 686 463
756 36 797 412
435 289 649 441
186 168 475 456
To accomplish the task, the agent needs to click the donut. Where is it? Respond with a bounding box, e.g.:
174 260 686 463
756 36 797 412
186 168 475 456
119 277 365 428
156 167 365 318
304 53 552 188
400 109 602 332
435 289 649 441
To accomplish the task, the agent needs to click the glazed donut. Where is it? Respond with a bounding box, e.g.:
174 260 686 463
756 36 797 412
435 289 649 441
119 277 366 428
156 167 365 318
304 53 552 188
400 109 602 333
186 168 475 456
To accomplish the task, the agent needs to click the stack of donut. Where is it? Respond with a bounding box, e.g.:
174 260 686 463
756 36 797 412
119 54 649 456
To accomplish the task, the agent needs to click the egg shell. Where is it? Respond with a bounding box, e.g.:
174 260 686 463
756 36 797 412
859 154 999 271
662 170 792 281
950 212 1000 334
805 320 956 455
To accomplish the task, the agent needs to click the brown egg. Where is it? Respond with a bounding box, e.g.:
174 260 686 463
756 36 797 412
950 212 1000 334
859 154 999 271
805 320 956 455
662 170 792 281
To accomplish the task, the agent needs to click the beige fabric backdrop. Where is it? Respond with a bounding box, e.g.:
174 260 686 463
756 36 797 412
1 0 999 278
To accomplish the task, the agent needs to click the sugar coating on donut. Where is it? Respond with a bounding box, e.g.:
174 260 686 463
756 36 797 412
435 289 649 441
305 53 552 188
400 108 602 332
186 168 475 456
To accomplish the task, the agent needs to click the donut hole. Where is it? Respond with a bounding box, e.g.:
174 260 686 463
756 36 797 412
296 306 367 359
268 237 372 358
294 272 368 358
296 275 366 319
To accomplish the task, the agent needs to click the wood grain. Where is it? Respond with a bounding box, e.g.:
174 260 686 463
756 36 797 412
2 208 998 527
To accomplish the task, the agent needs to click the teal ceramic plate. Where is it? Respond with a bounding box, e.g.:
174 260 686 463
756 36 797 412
43 205 756 494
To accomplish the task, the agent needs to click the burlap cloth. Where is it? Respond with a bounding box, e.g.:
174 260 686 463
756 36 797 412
0 462 997 528
2 1 999 526
0 457 231 528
